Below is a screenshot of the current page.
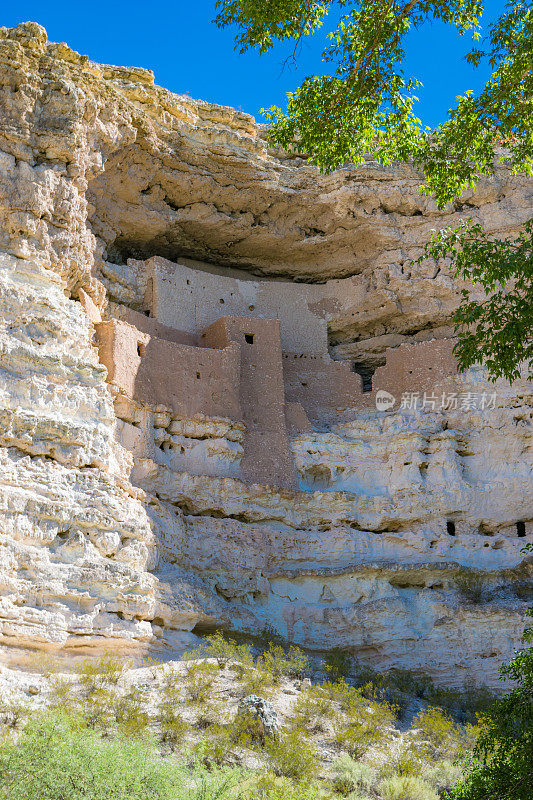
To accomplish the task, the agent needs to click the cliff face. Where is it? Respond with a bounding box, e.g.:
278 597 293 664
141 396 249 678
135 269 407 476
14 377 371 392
0 21 531 687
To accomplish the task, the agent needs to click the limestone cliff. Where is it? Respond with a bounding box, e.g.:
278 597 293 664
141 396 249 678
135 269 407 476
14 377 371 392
0 21 531 688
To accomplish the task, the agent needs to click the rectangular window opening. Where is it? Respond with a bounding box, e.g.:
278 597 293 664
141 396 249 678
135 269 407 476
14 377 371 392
245 333 254 344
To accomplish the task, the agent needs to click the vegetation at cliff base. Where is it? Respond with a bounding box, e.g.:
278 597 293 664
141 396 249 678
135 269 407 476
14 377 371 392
0 630 509 800
0 619 531 799
216 1 533 382
452 608 533 800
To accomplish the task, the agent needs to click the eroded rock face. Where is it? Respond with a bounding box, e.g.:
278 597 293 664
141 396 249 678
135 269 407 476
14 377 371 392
0 22 531 688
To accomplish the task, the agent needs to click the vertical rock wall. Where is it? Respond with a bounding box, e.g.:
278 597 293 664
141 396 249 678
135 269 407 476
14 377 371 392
0 22 530 686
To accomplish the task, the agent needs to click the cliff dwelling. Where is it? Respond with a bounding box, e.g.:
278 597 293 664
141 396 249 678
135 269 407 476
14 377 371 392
0 23 531 690
90 256 461 490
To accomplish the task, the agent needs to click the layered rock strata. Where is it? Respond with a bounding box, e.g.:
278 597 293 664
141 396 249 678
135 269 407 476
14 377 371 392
0 22 531 688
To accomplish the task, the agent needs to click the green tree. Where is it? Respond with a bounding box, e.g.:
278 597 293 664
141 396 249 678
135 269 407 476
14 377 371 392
452 605 533 800
216 1 533 381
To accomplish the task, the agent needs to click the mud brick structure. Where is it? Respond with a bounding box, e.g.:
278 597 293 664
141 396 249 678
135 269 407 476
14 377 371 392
0 23 531 689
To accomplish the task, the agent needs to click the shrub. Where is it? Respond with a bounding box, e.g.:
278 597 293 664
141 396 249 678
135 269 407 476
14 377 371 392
264 731 319 781
0 699 30 731
185 763 245 800
157 701 187 749
48 674 79 715
375 740 423 780
453 572 484 604
114 690 151 738
259 644 309 683
204 632 253 668
256 624 286 649
410 706 475 762
321 679 366 713
421 759 463 792
335 698 397 757
192 725 236 767
332 753 377 795
379 774 439 800
324 648 354 681
0 709 182 800
183 660 219 704
248 772 329 799
81 683 118 730
78 655 128 689
290 685 335 732
237 662 275 696
226 708 265 747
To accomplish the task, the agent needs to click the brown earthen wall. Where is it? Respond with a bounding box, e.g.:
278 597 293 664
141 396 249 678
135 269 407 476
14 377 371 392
112 305 198 346
283 354 364 422
284 402 312 436
96 319 241 420
203 316 298 489
371 339 458 400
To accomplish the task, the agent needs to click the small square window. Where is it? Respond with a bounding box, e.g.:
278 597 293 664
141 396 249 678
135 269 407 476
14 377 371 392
196 372 201 379
245 334 254 344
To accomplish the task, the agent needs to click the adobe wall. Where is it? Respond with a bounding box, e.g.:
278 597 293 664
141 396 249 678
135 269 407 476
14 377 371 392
142 256 330 355
283 338 460 420
203 316 298 489
371 339 458 401
283 353 364 423
96 311 461 489
95 319 241 420
112 304 198 346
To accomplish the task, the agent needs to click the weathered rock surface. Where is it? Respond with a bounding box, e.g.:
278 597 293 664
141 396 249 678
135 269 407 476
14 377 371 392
0 22 531 688
238 695 280 739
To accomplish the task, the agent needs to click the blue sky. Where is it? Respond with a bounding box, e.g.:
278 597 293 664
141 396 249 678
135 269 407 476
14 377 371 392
5 1 501 127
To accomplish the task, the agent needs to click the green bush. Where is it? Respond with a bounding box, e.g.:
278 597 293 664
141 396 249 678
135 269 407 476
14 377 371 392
192 725 236 767
421 759 463 792
183 660 219 704
248 772 330 799
236 662 275 696
48 674 79 715
324 648 354 681
157 701 187 749
0 710 182 800
410 706 476 762
321 679 367 713
379 774 439 800
264 731 319 781
226 709 265 746
334 697 397 758
0 699 30 731
204 632 253 668
78 655 128 688
259 644 309 683
332 753 377 795
290 685 335 732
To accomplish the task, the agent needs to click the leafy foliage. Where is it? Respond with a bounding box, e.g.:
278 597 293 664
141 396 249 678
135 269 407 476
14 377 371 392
332 753 377 795
216 1 533 381
452 608 533 800
0 710 182 800
264 730 319 780
423 218 533 382
216 1 532 200
379 773 439 800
